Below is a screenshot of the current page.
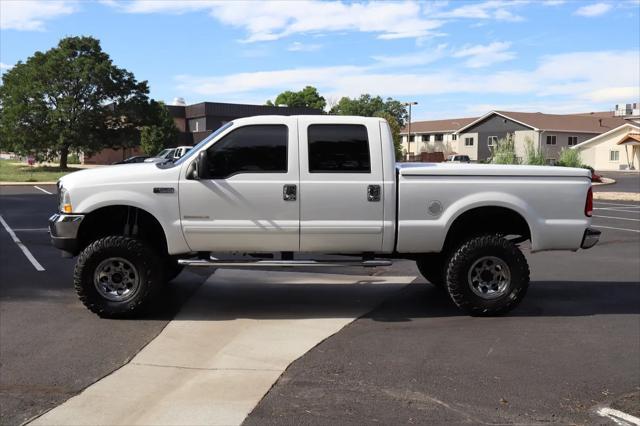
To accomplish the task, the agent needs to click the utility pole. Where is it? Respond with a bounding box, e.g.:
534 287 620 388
403 101 418 160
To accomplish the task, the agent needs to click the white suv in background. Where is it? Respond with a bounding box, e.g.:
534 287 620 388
446 154 471 163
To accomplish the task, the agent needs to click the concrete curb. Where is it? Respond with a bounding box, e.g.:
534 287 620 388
592 177 615 186
594 192 640 202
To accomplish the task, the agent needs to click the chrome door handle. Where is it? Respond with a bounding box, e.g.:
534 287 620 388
283 184 297 201
367 185 381 202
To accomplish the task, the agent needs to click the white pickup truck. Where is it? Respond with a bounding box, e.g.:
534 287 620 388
49 115 600 317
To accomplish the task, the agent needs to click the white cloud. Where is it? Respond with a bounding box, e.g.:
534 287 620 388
543 0 566 5
174 50 640 111
435 0 527 22
0 0 76 30
574 3 612 17
288 42 322 52
452 41 516 68
370 44 448 68
107 0 444 42
583 86 640 103
0 63 12 70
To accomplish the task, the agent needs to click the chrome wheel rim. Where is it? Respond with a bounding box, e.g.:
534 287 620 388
93 257 140 302
467 256 511 299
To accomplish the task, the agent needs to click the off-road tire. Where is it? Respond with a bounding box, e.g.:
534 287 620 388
416 254 446 288
445 234 529 316
74 236 164 318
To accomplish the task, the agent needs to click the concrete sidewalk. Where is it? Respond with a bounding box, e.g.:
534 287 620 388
30 269 415 426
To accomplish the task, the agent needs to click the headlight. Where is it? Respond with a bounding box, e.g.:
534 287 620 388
59 186 72 213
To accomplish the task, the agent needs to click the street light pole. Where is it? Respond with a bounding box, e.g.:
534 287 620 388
403 101 418 161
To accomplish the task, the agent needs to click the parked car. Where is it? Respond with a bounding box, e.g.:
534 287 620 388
144 146 192 163
49 116 599 318
446 154 471 163
112 156 149 165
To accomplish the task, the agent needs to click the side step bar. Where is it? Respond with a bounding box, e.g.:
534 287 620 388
178 258 392 268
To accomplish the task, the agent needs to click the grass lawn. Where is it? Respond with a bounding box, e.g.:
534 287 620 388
0 159 82 182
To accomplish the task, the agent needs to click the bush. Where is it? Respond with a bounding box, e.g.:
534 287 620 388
556 148 582 168
523 138 545 165
68 154 80 164
491 136 519 165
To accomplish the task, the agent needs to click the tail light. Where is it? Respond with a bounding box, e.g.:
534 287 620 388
585 187 593 217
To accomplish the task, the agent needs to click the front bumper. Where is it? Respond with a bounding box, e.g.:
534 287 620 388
49 213 84 255
581 227 601 249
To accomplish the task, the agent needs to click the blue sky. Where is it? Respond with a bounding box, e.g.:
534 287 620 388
1 0 639 120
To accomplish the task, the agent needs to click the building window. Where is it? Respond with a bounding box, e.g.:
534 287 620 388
487 136 498 147
424 134 430 142
308 124 370 173
409 135 415 142
609 150 620 162
546 135 557 145
452 134 457 140
435 134 444 142
568 136 578 146
465 137 474 146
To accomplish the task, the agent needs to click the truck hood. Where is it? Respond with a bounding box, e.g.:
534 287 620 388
397 163 591 178
59 162 180 190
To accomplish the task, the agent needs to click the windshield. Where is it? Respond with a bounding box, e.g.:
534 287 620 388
156 148 172 157
173 121 234 166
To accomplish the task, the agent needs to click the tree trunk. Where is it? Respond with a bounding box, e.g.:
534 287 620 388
59 146 69 169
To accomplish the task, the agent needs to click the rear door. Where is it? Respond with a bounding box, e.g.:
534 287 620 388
298 117 384 252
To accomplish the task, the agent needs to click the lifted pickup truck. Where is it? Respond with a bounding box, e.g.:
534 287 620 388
50 115 600 317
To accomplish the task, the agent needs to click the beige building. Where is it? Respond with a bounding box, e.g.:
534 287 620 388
573 122 640 171
399 117 477 158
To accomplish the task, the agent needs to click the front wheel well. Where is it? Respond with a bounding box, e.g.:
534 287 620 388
444 206 531 252
76 205 168 255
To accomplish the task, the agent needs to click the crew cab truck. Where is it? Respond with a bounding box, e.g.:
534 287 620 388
49 115 600 317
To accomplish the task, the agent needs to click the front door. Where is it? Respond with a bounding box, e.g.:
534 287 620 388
179 118 299 252
298 117 385 252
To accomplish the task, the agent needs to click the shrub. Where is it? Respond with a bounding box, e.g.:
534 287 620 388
523 138 545 165
491 136 519 165
68 154 80 164
556 148 582 168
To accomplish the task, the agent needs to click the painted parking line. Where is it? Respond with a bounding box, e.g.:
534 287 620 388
0 215 45 271
31 269 415 426
593 215 640 222
597 407 640 426
593 201 640 208
594 207 640 214
33 186 54 195
592 225 640 233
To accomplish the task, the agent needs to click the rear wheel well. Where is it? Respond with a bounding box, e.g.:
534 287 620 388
77 206 168 255
444 206 531 252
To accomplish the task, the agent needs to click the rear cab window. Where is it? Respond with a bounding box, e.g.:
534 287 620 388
307 124 370 173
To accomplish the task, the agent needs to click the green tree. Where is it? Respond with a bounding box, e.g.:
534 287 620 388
491 136 519 165
0 36 150 168
329 94 408 126
266 86 326 110
139 101 179 155
556 147 582 168
523 137 546 165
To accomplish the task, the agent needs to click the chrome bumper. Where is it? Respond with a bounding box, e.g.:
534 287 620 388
49 213 84 254
581 227 601 250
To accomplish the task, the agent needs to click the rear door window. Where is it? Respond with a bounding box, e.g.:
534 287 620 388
307 124 370 173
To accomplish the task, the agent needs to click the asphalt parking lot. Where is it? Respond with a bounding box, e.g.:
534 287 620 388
1 184 639 425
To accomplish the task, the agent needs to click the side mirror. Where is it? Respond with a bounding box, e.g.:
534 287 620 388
189 151 209 180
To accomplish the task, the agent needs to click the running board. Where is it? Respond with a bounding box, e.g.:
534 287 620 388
178 258 392 268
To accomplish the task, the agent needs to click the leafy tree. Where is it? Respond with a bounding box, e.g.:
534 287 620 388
556 147 582 168
491 136 519 165
140 101 179 155
0 36 150 168
329 94 408 126
266 86 326 110
523 137 546 165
